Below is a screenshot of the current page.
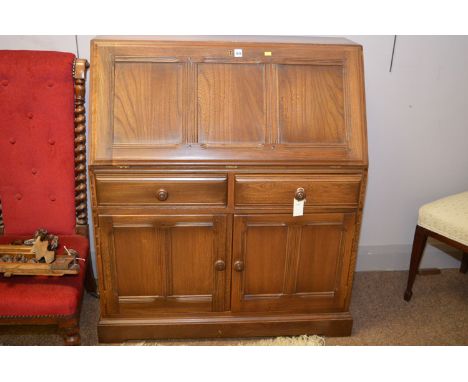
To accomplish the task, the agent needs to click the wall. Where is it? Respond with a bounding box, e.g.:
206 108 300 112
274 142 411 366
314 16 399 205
348 36 468 270
1 35 467 271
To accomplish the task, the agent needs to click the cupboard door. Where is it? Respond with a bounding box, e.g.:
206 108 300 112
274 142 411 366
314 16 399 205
98 215 229 315
231 213 356 313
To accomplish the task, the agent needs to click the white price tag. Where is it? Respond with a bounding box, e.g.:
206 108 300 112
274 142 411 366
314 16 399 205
234 48 243 57
293 198 305 217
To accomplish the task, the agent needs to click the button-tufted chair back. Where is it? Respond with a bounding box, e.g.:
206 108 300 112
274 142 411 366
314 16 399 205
0 50 77 235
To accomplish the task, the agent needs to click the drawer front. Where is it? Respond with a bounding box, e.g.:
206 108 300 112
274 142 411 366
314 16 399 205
235 174 361 207
95 174 227 206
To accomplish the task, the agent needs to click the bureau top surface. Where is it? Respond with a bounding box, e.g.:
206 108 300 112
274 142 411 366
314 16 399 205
92 35 359 46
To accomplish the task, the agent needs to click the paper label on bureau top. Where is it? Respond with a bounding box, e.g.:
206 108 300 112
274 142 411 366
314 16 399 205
293 199 305 217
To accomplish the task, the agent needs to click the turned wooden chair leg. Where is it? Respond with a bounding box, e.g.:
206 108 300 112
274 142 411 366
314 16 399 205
460 252 468 274
59 318 81 345
404 225 428 302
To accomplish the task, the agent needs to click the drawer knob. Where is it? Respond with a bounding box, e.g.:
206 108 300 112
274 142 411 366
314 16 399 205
214 260 226 271
295 187 306 201
233 260 244 272
157 189 169 201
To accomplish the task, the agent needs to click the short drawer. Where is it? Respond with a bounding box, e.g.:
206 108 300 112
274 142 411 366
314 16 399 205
95 174 227 206
235 174 362 207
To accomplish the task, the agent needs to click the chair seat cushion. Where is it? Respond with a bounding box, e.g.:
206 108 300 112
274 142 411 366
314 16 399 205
418 191 468 246
0 234 89 317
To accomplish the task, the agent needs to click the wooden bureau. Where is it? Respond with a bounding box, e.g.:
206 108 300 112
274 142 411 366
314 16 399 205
89 36 368 342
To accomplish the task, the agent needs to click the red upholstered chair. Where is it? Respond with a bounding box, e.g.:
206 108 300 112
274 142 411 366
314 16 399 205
0 50 96 345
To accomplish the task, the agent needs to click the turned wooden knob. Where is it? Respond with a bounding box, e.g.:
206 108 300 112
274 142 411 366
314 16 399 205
157 189 169 201
214 260 225 271
233 260 244 272
294 187 306 201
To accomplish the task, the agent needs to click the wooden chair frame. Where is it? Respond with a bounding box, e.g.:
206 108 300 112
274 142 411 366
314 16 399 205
404 224 468 302
0 58 96 345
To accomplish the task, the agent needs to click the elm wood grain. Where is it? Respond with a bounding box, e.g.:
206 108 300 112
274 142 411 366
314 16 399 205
197 63 266 145
404 225 468 301
296 224 344 292
90 169 364 216
343 169 367 309
231 213 356 313
90 39 367 165
90 37 368 341
241 223 288 295
95 174 227 206
113 62 185 145
92 166 368 174
98 214 229 315
278 64 345 144
94 36 359 45
97 312 353 342
93 205 359 220
91 39 359 60
97 147 367 166
235 174 361 207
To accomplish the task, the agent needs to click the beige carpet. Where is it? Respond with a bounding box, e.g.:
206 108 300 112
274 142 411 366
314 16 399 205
0 269 467 346
124 334 325 346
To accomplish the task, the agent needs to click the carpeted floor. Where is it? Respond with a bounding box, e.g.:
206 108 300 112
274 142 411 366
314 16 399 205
0 269 467 346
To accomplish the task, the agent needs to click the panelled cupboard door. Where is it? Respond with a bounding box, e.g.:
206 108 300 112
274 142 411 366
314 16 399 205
91 40 366 165
98 215 229 316
231 213 356 313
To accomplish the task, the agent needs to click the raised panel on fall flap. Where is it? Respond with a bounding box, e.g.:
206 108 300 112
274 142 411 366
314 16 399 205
113 62 185 146
197 63 267 145
277 64 346 145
